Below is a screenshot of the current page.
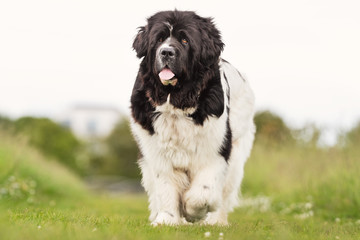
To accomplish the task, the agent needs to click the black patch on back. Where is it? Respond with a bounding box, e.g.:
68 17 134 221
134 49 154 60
223 72 230 103
219 72 232 161
219 117 232 161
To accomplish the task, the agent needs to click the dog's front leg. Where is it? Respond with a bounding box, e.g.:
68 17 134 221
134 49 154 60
183 159 227 223
146 168 183 226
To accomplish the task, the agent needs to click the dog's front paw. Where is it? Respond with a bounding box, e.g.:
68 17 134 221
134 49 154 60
183 185 219 222
151 211 180 226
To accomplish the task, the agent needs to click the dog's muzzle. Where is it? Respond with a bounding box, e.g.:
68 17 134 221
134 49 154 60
157 44 178 86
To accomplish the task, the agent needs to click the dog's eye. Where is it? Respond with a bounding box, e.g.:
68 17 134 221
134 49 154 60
158 38 163 43
181 38 188 45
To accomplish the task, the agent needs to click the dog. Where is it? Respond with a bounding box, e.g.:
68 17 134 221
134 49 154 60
130 10 255 226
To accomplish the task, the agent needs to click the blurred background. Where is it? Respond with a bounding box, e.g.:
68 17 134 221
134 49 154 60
0 0 360 211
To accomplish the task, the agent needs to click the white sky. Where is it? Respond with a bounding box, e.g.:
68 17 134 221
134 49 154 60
1 0 360 135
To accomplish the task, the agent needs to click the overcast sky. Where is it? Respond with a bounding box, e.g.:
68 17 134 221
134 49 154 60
1 0 360 137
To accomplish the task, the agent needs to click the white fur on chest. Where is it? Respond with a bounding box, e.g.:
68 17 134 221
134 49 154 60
133 94 227 171
153 100 197 168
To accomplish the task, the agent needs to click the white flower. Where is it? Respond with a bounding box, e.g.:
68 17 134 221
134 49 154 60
219 232 224 240
204 232 211 237
295 211 314 220
304 202 313 210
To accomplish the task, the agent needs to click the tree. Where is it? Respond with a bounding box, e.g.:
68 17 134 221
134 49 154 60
254 111 294 145
0 115 13 130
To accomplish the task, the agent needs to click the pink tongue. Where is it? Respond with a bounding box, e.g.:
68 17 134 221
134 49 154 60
159 69 175 80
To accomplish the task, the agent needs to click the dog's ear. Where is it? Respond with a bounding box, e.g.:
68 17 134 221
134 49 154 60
198 17 224 66
133 26 149 58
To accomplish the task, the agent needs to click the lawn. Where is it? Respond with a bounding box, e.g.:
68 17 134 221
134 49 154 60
1 129 360 240
2 195 360 240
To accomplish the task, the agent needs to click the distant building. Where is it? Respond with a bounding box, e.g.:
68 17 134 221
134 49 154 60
57 105 123 139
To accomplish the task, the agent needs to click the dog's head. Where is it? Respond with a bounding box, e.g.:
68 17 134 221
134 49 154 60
133 10 224 87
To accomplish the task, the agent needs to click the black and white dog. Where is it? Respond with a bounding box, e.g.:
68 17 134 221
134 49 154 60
130 10 255 226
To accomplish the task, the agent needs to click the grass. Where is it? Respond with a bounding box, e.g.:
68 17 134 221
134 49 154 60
1 129 360 239
1 196 360 240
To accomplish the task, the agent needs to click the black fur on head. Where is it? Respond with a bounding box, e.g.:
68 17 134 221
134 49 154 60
133 11 224 93
133 10 224 66
131 10 225 132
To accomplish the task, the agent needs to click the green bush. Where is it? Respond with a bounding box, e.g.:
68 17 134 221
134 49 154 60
0 115 13 129
89 119 140 178
13 117 85 175
343 121 360 149
254 111 294 145
0 128 88 203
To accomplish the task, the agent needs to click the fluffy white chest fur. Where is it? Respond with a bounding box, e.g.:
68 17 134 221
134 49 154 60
152 97 227 170
131 60 255 225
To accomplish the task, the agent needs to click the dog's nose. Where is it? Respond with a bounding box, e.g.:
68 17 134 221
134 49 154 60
160 48 175 58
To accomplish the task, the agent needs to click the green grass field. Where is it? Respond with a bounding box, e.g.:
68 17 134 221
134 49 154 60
1 129 360 240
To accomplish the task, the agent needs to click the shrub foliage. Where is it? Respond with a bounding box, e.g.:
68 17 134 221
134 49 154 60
11 117 84 174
